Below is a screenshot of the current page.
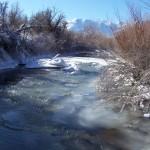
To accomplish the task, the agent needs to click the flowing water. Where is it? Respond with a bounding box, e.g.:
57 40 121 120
0 61 150 150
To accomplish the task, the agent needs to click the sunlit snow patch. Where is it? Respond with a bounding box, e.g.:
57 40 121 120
143 113 150 118
26 56 107 73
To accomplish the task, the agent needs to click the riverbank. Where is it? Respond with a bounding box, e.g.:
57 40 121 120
0 50 110 71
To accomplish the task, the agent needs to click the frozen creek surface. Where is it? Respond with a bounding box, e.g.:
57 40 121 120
0 57 150 150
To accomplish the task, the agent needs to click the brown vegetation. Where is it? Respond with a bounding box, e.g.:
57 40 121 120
114 12 150 72
97 2 150 112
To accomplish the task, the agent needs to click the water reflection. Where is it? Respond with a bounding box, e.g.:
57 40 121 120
0 69 24 85
0 68 51 86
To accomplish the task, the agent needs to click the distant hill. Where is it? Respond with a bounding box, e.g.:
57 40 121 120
67 18 118 36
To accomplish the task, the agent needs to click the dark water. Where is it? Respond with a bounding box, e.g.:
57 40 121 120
0 64 150 150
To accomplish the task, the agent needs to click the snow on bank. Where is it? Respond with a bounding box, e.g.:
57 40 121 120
143 113 150 118
26 58 60 69
0 53 107 71
62 56 107 66
26 56 108 72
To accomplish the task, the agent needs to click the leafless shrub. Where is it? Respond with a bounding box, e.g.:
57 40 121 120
69 32 89 51
8 2 27 30
0 2 68 60
141 0 150 8
82 24 111 50
29 8 67 37
114 3 150 73
31 33 56 54
58 24 112 54
97 58 150 112
0 3 32 62
97 2 150 112
0 1 8 29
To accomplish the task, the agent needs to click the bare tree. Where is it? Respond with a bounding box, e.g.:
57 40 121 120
29 8 67 37
141 0 150 8
0 1 8 29
8 2 27 30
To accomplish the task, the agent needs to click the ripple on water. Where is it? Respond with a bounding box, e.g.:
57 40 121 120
0 64 150 150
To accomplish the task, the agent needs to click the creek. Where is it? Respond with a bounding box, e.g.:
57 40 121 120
0 58 150 150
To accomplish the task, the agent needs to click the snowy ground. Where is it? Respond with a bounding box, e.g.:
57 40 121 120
0 54 108 72
26 56 107 72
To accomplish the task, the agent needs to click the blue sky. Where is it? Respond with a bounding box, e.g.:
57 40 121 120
1 0 149 22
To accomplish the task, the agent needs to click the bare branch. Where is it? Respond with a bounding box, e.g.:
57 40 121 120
0 1 8 29
141 0 150 8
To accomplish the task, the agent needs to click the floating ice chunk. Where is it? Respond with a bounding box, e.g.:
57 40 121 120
143 113 150 118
